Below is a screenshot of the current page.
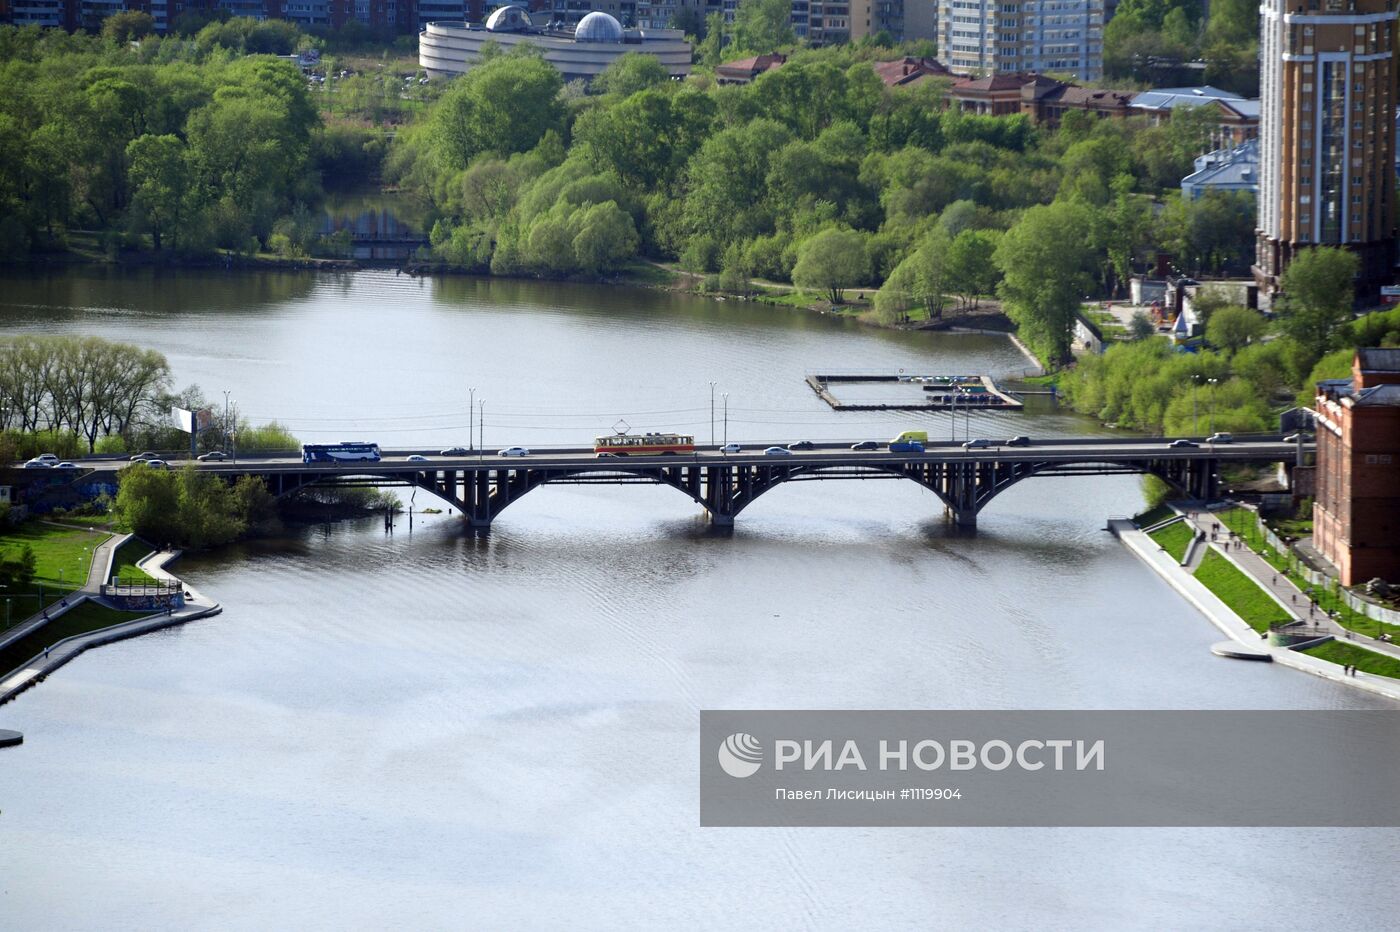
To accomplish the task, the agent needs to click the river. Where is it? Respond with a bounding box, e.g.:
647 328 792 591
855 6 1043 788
1 268 1397 929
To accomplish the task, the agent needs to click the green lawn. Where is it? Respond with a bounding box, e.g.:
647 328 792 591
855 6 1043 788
1301 641 1400 680
1149 520 1196 562
0 521 107 626
1193 549 1293 633
0 600 153 677
110 539 156 584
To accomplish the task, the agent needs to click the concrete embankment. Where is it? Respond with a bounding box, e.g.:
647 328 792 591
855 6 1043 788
0 550 220 706
1110 519 1400 703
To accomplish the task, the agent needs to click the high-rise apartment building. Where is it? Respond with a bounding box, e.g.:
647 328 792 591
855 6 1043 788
938 0 1103 80
1255 0 1398 300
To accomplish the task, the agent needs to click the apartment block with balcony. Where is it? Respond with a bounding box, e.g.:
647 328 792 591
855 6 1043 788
1255 0 1399 302
938 0 1103 81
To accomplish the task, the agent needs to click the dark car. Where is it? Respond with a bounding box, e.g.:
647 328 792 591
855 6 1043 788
1005 436 1031 447
440 447 469 456
850 440 880 451
786 441 815 451
197 451 228 461
1168 439 1198 448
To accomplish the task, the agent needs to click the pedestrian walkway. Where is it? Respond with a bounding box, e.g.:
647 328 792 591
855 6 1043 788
1179 508 1400 661
0 531 131 653
0 549 220 705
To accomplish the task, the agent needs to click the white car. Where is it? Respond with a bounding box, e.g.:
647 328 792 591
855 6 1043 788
407 454 428 462
35 453 59 463
720 443 742 453
763 446 793 456
22 459 52 468
497 447 530 457
143 459 170 469
54 462 79 469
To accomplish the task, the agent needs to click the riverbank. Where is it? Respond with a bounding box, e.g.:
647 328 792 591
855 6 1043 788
0 549 220 706
1113 509 1400 702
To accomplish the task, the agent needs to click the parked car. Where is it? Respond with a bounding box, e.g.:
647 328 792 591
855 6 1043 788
963 438 994 449
786 440 815 451
1208 432 1235 444
22 459 52 468
850 440 880 451
763 446 793 456
720 443 742 453
1168 439 1198 448
440 447 469 456
497 446 530 457
1005 436 1031 447
197 451 228 462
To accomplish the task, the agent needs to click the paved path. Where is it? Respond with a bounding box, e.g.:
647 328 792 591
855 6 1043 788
1179 508 1400 661
0 530 130 652
0 549 220 705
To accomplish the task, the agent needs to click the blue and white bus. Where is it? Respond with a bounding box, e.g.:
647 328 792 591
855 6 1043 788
302 441 382 464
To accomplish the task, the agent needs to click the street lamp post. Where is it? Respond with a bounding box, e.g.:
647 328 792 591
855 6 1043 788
469 386 476 451
478 400 485 461
949 393 957 441
222 390 232 453
709 381 717 448
1207 377 1219 436
1192 376 1199 435
722 392 729 448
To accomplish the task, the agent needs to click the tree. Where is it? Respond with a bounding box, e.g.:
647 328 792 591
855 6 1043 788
571 200 639 273
732 0 795 54
1128 311 1156 340
994 201 1095 365
945 228 1001 308
425 55 563 170
126 134 189 251
1277 247 1359 361
102 11 156 43
592 52 670 97
1205 305 1265 353
792 228 870 304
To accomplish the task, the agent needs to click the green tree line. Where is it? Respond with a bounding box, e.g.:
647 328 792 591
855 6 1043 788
1062 251 1400 434
0 23 346 258
391 43 1254 363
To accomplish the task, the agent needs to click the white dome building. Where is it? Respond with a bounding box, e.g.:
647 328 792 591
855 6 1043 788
420 13 691 82
484 6 531 32
573 11 624 43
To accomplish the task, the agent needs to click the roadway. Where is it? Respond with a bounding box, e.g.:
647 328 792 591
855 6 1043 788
52 434 1308 476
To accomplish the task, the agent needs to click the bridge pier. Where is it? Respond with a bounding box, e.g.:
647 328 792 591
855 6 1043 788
946 505 978 528
707 511 735 527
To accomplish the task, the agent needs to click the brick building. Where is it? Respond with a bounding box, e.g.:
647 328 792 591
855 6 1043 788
1255 0 1399 302
1313 348 1400 585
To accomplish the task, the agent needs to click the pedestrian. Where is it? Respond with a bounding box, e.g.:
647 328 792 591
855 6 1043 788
1272 574 1277 585
44 646 49 657
1291 594 1297 604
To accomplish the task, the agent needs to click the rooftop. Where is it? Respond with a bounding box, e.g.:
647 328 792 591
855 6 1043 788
1131 85 1250 112
1358 347 1400 373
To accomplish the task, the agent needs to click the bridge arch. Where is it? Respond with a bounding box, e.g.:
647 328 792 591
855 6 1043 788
238 451 1218 530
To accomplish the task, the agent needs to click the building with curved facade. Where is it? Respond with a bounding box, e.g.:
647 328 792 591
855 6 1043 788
419 8 692 81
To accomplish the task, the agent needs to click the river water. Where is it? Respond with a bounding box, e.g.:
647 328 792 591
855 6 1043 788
1 269 1397 929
